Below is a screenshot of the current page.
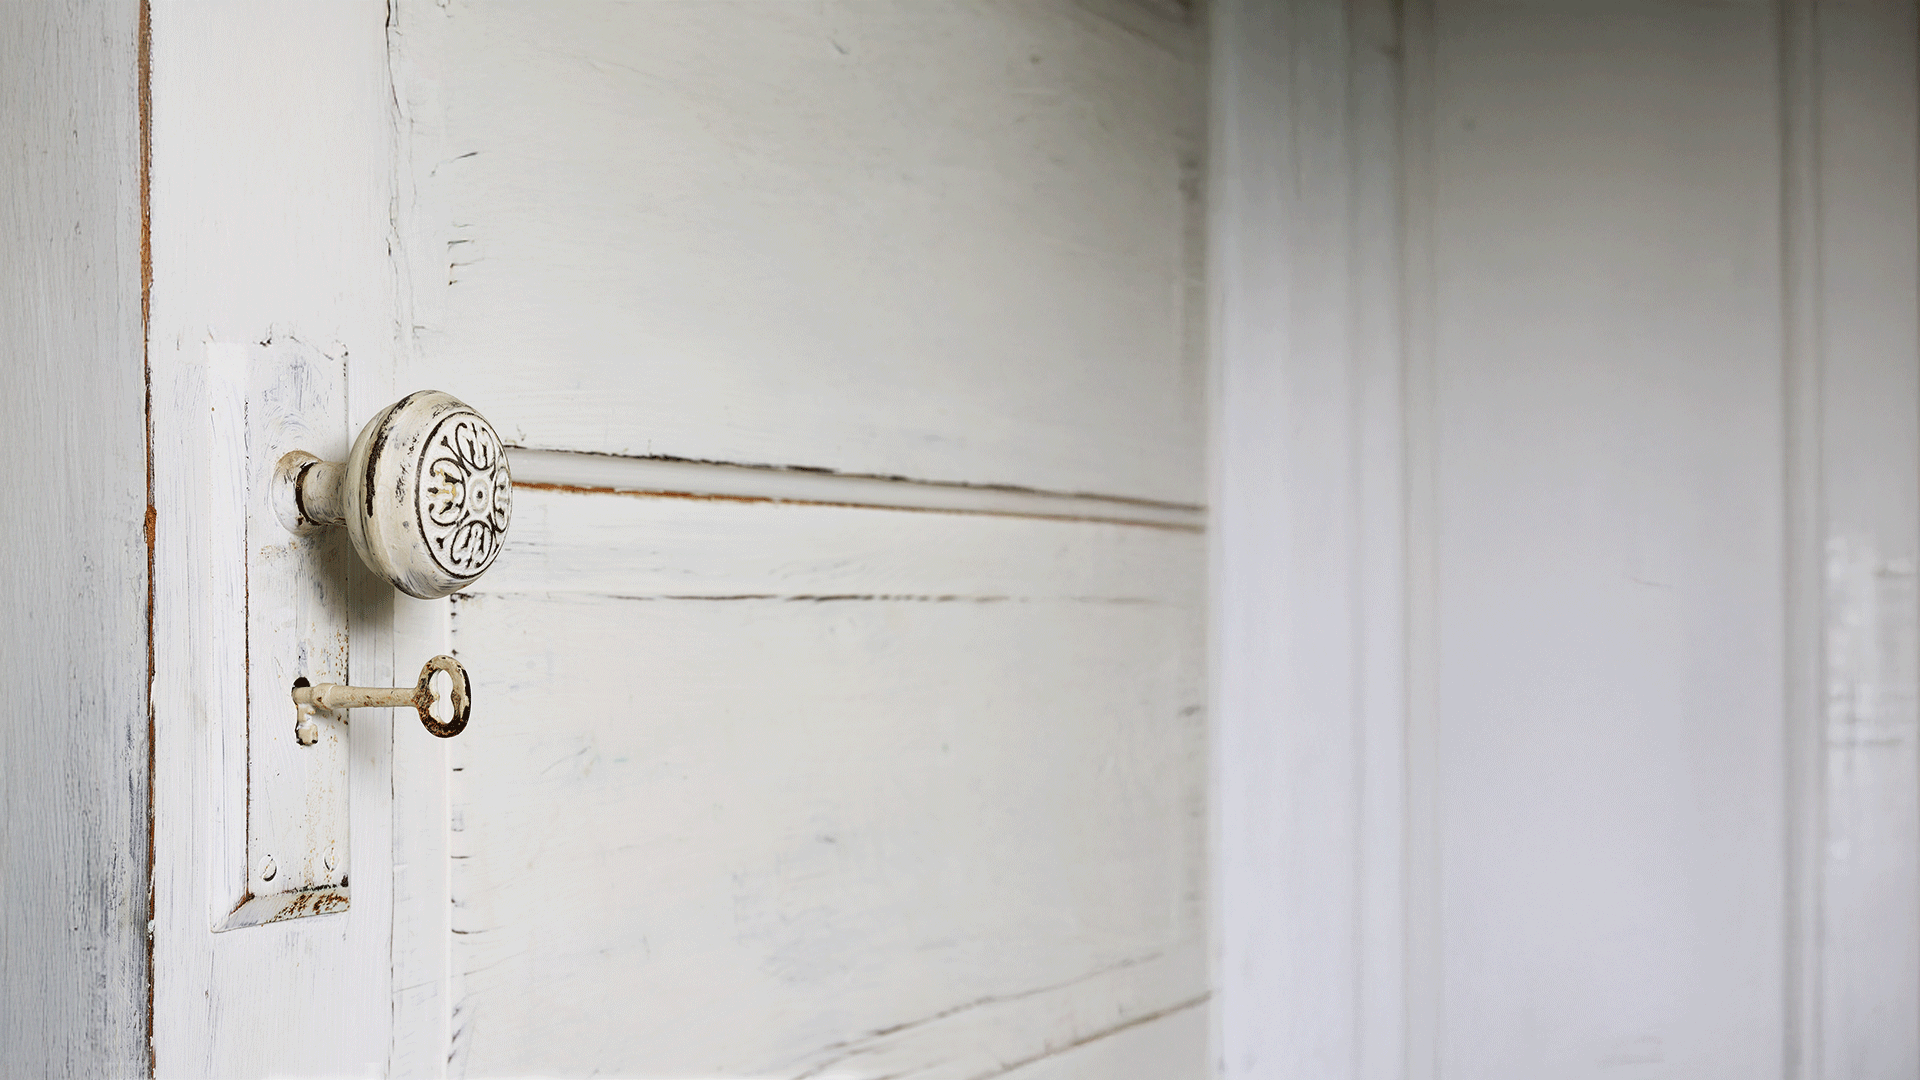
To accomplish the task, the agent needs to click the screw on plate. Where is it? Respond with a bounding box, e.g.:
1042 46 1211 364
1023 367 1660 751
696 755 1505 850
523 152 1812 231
293 654 471 742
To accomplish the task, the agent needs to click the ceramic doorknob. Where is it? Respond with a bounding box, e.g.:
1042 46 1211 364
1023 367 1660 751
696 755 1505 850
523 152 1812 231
275 391 512 599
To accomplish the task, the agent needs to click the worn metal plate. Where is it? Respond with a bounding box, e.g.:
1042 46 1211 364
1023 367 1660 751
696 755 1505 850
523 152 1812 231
213 339 353 930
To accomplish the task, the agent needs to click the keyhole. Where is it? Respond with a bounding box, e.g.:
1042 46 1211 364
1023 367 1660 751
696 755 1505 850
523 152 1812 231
428 668 455 727
291 676 317 746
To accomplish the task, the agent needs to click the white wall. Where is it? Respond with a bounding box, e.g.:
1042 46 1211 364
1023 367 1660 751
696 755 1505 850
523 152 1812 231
0 1 150 1074
1426 6 1788 1073
1214 1 1920 1077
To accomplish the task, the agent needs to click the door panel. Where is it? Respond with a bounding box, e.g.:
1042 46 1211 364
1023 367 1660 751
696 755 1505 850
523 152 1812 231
392 0 1207 504
445 489 1205 1075
377 4 1213 1073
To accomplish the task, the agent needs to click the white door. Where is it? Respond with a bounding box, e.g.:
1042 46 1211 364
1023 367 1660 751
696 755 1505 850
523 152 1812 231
146 2 1208 1077
120 2 1920 1078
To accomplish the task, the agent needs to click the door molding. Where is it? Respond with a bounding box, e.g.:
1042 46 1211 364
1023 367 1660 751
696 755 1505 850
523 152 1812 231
1211 0 1410 1074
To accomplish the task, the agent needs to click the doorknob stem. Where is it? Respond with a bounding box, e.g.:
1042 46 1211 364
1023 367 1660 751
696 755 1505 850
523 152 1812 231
295 456 348 528
271 450 347 532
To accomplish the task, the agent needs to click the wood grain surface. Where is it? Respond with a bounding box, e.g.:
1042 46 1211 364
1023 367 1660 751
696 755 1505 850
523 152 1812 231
382 3 1212 1074
143 2 1211 1077
393 0 1208 504
0 2 150 1075
445 488 1207 1076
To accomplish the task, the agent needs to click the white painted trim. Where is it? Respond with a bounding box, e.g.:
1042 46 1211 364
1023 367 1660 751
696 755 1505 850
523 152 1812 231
1349 5 1409 1078
155 343 252 934
1800 4 1920 1073
1397 4 1440 1076
148 6 400 1074
1779 2 1825 1073
1211 0 1409 1074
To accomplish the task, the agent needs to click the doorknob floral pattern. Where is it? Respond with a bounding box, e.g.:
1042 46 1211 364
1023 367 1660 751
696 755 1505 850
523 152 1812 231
420 413 512 578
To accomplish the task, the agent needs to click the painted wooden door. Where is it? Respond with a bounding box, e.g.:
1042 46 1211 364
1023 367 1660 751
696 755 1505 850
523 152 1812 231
146 2 1208 1077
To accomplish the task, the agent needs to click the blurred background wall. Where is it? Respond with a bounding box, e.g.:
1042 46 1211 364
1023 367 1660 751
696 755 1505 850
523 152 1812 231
1215 1 1920 1077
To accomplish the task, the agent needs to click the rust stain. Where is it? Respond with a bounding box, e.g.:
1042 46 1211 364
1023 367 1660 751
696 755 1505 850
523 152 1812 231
260 886 351 924
512 481 1204 533
518 481 775 506
138 0 155 1071
512 445 1204 512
